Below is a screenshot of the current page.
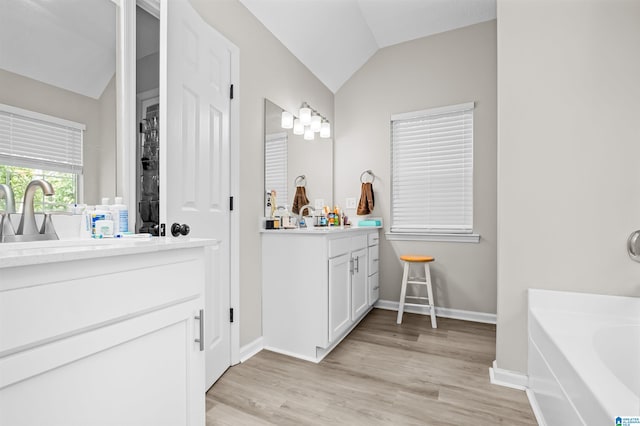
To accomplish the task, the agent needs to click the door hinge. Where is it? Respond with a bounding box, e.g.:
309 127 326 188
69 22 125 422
229 196 234 211
230 84 234 100
229 308 234 323
159 223 166 237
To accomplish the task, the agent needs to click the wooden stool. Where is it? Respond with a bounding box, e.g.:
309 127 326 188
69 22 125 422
397 255 436 328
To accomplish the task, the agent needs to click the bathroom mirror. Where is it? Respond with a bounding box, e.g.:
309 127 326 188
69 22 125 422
264 99 333 215
0 0 117 206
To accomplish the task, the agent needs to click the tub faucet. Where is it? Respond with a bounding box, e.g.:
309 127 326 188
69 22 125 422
0 184 16 213
17 179 55 236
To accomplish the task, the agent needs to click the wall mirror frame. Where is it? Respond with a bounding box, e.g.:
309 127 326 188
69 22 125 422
263 98 333 216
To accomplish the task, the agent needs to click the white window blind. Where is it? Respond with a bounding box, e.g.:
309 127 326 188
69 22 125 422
264 132 288 208
391 102 474 234
0 103 84 174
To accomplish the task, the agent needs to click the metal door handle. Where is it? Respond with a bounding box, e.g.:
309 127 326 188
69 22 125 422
349 258 354 274
194 309 204 351
355 256 360 273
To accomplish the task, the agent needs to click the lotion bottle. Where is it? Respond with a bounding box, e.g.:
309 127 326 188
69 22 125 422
110 196 129 233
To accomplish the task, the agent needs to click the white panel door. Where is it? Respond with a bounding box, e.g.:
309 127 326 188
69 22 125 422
161 0 231 390
328 253 351 342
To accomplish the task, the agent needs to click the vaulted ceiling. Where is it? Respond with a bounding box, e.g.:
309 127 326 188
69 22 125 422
0 0 496 98
0 0 116 99
239 0 496 93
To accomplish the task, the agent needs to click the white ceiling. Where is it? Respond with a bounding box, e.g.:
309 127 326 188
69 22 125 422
239 0 496 93
0 0 116 100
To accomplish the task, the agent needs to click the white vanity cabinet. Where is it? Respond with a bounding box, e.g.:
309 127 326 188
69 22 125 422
0 239 213 426
262 228 380 362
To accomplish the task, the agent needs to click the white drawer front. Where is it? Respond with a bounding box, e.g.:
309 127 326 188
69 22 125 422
368 273 379 306
328 237 351 258
367 232 379 246
350 235 367 251
368 245 379 275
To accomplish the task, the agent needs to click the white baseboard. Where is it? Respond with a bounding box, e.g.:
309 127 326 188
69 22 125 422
489 360 528 390
239 336 264 363
374 299 497 324
525 388 547 426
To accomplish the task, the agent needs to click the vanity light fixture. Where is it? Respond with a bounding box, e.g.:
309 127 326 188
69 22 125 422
310 115 321 133
299 103 312 126
303 127 315 141
281 102 330 141
281 111 294 129
320 120 331 138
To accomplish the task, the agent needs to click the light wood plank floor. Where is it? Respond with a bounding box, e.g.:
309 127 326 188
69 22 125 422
206 309 537 425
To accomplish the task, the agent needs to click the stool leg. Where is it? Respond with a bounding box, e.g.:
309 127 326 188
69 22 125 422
397 262 410 324
424 263 437 328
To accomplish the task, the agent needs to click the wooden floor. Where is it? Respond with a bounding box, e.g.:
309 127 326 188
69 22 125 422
205 309 537 425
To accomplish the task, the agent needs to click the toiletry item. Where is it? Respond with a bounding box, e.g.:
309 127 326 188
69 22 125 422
270 190 277 218
95 219 114 237
281 205 290 228
91 200 112 235
110 196 129 233
79 207 93 238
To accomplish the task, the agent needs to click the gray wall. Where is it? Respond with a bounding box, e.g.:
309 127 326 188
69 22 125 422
334 21 498 315
496 0 640 373
0 68 116 205
190 0 334 347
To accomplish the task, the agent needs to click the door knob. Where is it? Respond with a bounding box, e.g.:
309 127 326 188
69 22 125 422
171 223 190 237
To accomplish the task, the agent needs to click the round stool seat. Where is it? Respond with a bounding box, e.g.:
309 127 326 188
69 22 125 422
400 255 434 263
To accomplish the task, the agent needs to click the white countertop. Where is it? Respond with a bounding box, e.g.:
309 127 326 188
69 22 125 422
0 237 218 268
260 226 381 235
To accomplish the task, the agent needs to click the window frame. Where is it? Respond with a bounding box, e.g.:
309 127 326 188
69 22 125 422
388 102 479 243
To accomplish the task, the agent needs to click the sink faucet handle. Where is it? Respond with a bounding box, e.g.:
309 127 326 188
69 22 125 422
0 184 16 213
0 213 16 241
39 213 59 240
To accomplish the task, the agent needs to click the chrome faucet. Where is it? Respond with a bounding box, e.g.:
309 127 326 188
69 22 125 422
0 184 16 213
297 204 315 226
17 179 55 236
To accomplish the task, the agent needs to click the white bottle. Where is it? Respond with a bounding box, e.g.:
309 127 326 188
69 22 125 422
79 206 93 238
110 196 129 233
91 198 112 236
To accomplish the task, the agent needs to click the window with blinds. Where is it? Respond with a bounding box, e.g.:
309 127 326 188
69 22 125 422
391 102 474 234
264 132 288 210
0 103 84 212
0 104 84 174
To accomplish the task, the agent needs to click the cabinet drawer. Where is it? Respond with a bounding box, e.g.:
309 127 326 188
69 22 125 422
328 237 351 258
368 245 379 275
351 235 367 251
368 273 379 306
367 232 379 246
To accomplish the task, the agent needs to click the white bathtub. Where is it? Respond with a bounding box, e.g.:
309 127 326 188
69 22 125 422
528 289 640 425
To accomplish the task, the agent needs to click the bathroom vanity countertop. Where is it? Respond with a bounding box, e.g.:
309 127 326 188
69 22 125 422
0 237 218 269
260 226 381 235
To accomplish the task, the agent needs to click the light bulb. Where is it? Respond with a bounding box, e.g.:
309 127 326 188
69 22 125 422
299 105 311 126
320 121 331 138
303 126 314 141
281 111 293 129
293 118 304 135
310 115 321 132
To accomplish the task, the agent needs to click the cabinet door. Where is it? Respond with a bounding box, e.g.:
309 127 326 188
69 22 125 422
351 247 368 320
328 253 351 342
0 300 204 426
